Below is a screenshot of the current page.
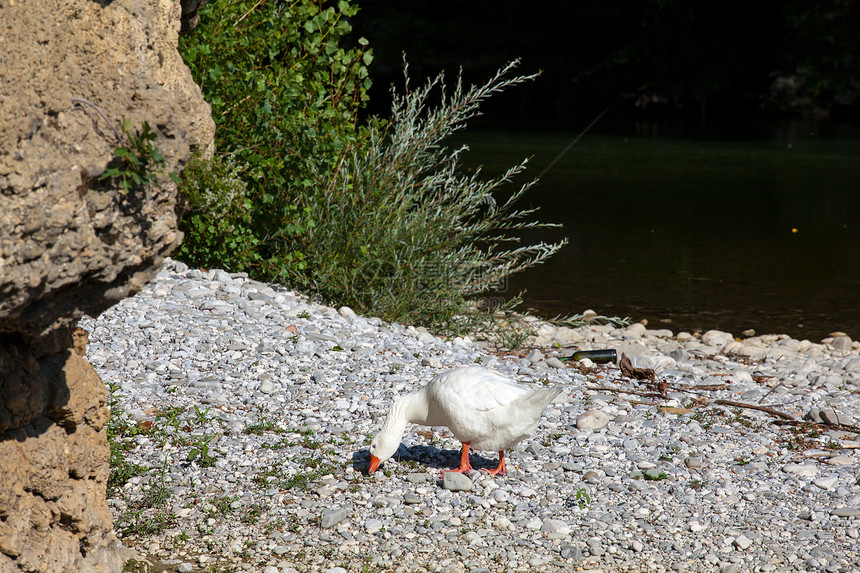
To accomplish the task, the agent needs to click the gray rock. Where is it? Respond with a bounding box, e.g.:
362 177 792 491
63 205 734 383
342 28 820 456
805 407 822 423
684 456 704 468
525 349 544 363
321 507 349 528
831 336 852 351
576 409 610 430
441 472 473 492
830 507 860 518
819 408 852 426
540 519 569 533
733 534 752 550
701 330 733 348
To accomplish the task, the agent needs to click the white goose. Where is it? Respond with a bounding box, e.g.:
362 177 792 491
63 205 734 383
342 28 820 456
368 365 563 475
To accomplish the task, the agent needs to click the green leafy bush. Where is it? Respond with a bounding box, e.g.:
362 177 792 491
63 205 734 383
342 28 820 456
177 2 566 328
174 153 260 271
178 0 373 277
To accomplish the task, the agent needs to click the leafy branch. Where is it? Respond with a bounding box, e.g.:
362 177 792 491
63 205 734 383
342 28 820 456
100 119 176 193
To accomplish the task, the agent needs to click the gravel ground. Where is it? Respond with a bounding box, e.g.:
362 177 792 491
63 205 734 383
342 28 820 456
79 259 860 573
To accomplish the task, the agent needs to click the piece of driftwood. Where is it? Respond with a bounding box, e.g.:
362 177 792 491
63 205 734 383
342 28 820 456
585 386 666 399
619 353 656 383
712 399 797 421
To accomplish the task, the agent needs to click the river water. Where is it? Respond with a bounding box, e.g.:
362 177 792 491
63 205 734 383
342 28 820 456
454 120 860 341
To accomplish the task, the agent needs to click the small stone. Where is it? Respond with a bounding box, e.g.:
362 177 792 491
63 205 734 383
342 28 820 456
404 492 421 504
259 380 274 394
440 562 465 573
295 339 316 354
831 507 860 518
805 406 822 423
576 409 609 430
701 329 733 348
831 336 852 351
365 518 383 533
819 408 849 426
178 564 193 573
525 349 544 363
324 568 348 573
463 531 482 544
262 567 279 573
442 472 473 492
338 306 357 320
721 566 740 573
312 371 327 385
632 540 644 552
684 456 704 468
644 468 665 480
625 323 647 338
814 475 839 490
733 534 752 550
321 507 348 528
540 519 569 533
560 545 582 559
782 462 818 477
545 357 566 369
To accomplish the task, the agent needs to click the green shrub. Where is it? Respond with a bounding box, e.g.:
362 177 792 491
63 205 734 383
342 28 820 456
174 153 260 271
290 60 567 326
177 2 566 328
178 0 373 277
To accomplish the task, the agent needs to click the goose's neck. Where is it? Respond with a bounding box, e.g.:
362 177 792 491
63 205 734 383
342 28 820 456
380 389 430 438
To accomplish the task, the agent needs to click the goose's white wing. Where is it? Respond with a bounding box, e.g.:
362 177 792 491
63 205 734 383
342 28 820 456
429 366 529 412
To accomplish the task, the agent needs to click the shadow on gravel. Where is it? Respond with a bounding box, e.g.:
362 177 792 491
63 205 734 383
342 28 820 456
352 444 501 474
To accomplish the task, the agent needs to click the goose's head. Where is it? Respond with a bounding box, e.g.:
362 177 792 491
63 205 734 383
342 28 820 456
368 429 400 473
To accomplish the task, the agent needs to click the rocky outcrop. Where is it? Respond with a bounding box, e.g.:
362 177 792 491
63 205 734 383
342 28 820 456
0 0 214 571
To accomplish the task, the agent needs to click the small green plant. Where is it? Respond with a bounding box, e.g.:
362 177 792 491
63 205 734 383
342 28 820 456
193 405 211 425
689 478 704 490
100 119 175 193
242 503 265 525
115 461 175 538
574 487 591 509
643 471 668 481
105 382 147 497
206 495 237 519
187 435 218 467
243 413 283 435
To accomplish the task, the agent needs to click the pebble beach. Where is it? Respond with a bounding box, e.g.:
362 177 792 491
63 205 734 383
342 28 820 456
78 259 860 573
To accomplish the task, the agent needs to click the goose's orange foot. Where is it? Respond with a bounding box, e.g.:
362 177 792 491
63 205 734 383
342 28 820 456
441 442 472 476
481 451 507 475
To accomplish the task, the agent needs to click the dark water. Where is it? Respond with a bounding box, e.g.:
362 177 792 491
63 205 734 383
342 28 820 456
454 121 860 341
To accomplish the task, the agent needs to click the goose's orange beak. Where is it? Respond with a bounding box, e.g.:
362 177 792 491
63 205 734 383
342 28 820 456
369 455 381 473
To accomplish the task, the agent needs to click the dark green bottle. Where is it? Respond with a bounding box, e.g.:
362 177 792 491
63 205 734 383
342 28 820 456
567 349 617 364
